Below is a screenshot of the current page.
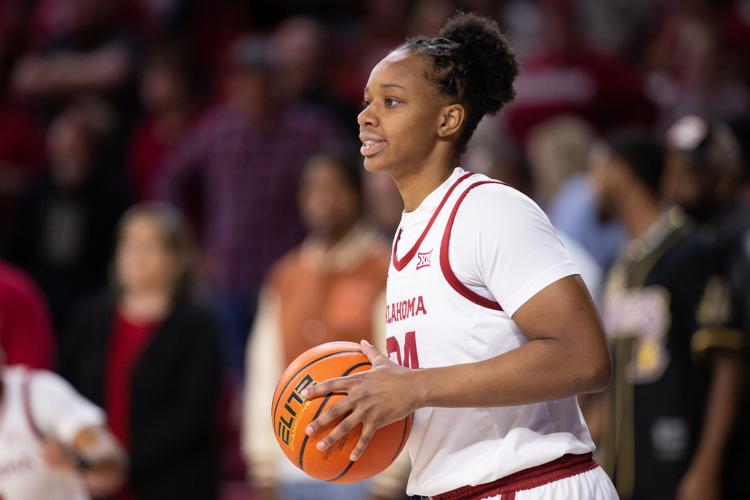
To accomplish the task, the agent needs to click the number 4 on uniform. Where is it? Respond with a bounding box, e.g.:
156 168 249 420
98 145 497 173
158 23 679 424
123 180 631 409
386 331 420 369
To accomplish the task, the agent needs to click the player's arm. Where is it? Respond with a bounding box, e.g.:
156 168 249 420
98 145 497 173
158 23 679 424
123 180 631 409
302 275 610 460
415 274 611 405
44 425 127 497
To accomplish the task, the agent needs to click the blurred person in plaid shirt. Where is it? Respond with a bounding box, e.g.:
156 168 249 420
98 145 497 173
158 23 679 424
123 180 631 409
155 36 347 375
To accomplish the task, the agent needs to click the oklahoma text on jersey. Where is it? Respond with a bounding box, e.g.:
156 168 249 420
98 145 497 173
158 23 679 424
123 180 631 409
385 295 427 324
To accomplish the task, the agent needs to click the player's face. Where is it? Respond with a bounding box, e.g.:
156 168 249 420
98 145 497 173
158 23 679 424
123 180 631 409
357 50 448 175
116 215 178 294
299 158 359 239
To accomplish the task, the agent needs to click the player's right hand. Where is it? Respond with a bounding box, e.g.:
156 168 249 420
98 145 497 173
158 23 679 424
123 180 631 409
300 340 420 461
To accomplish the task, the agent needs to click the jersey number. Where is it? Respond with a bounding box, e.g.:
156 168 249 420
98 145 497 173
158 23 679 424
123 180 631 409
386 331 420 368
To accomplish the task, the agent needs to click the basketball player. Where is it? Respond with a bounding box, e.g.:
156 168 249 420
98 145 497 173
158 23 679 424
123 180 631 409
300 12 617 500
0 347 127 499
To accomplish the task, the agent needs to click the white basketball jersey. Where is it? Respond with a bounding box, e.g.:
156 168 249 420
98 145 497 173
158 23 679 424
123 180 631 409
385 168 595 497
0 367 89 500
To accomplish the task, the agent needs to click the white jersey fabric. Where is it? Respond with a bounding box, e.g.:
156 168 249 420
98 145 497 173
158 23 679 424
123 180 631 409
385 168 595 497
0 366 105 500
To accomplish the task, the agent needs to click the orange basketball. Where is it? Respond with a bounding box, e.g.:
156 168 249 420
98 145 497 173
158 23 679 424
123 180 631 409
271 341 412 483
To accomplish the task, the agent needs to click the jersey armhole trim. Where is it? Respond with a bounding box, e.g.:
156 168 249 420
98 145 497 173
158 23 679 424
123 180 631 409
21 370 45 441
440 180 504 312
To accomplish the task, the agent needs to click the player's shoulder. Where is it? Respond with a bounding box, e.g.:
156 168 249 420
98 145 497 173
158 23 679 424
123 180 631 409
461 173 539 207
455 173 550 228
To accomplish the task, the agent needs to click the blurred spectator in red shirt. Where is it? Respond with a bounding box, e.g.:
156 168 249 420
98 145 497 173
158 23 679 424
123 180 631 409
155 36 347 374
128 40 202 201
504 0 656 145
4 96 130 330
14 0 137 140
645 1 750 129
0 259 54 370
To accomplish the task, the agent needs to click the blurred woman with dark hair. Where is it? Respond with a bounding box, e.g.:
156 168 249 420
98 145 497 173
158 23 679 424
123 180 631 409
60 202 222 500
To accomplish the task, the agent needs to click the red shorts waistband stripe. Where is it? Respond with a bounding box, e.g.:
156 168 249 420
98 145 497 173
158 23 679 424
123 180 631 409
432 452 598 500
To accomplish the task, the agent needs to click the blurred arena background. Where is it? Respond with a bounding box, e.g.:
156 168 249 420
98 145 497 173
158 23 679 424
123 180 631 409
0 0 748 499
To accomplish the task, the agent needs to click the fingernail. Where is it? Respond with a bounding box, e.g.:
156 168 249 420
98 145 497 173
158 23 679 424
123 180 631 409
305 426 313 436
300 389 309 399
361 340 371 346
317 441 327 451
349 454 358 461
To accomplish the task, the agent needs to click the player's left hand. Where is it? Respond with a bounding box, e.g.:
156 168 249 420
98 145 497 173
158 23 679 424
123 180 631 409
300 340 418 461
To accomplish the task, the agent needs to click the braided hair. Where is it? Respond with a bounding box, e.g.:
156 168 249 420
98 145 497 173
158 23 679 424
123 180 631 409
400 12 519 156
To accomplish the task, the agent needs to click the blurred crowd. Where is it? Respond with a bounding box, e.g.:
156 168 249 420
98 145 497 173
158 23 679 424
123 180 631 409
0 0 748 499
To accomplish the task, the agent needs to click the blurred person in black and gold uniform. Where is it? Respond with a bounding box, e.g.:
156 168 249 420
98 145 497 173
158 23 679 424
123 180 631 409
584 130 745 500
664 116 750 500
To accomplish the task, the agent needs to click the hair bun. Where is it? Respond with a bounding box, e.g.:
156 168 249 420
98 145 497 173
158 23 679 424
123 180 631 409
439 12 518 114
